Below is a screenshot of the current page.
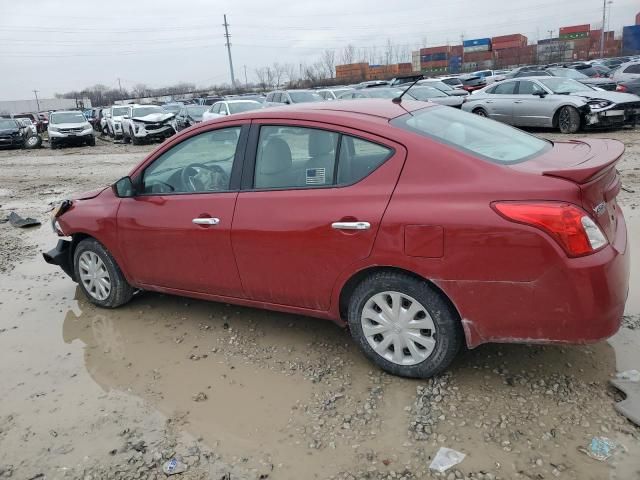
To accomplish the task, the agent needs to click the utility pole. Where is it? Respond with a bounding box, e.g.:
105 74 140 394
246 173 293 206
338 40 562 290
117 78 123 99
32 90 40 111
223 14 236 88
244 65 248 89
460 34 464 72
600 0 607 57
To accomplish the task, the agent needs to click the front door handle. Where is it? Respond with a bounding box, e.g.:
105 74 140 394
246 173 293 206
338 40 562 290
514 100 523 104
332 221 370 230
192 217 220 225
485 100 494 104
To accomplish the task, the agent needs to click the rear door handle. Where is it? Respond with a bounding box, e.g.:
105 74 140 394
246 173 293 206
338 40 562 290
192 217 220 225
514 100 523 103
332 221 370 230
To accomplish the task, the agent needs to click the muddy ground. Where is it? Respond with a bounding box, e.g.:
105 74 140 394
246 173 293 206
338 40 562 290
0 130 639 480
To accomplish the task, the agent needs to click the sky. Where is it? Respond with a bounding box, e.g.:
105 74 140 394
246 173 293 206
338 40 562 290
0 0 638 100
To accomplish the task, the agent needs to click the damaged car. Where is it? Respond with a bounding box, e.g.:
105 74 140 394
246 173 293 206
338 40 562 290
106 105 130 139
43 100 629 378
121 105 176 145
0 118 27 148
462 77 640 133
174 105 207 132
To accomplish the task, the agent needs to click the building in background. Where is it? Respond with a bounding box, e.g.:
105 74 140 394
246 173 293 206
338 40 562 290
0 97 91 115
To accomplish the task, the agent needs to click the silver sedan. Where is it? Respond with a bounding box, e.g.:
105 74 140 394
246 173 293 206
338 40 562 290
461 77 640 133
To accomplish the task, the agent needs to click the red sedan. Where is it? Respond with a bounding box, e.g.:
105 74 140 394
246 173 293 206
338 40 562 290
43 99 630 378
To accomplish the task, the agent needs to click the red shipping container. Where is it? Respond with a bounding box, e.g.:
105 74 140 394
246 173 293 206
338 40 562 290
491 33 526 44
420 60 448 68
420 45 451 55
559 24 590 35
493 40 525 50
451 45 463 55
463 50 493 62
636 12 639 25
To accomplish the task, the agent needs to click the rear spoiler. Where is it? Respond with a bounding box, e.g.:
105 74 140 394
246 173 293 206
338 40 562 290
542 139 624 184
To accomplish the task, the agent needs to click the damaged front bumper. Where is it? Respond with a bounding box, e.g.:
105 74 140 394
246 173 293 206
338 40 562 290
43 240 75 280
585 106 640 128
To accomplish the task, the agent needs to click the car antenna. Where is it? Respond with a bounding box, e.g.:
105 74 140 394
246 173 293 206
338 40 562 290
392 75 424 104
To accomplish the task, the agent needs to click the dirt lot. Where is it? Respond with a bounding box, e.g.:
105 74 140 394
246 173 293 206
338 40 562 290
1 130 639 480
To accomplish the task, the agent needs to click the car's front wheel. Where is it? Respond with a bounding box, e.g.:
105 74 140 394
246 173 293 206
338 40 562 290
347 271 463 378
73 238 134 308
472 107 488 117
557 106 581 134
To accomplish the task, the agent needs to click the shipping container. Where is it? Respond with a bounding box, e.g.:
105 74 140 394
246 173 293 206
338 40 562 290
492 40 527 50
463 50 493 62
420 60 448 69
560 31 589 40
451 45 464 55
463 38 491 53
448 55 462 65
491 33 527 45
412 51 421 73
420 45 451 55
432 52 447 61
622 25 640 55
559 24 590 35
636 12 640 25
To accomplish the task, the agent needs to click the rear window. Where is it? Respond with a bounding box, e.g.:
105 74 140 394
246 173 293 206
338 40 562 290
391 106 551 165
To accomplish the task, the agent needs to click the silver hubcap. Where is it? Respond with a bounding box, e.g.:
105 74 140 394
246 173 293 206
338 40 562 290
361 291 436 366
27 136 38 146
78 251 111 301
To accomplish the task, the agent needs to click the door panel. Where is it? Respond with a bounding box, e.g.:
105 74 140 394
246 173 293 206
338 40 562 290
512 81 555 127
232 122 407 310
117 194 243 295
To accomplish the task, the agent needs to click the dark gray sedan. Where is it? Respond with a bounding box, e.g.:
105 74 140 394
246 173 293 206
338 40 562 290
462 77 640 133
406 86 464 107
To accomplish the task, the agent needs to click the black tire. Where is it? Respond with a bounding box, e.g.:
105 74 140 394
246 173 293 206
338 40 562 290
557 106 581 134
73 238 134 308
347 271 463 378
86 135 96 146
130 129 142 145
50 138 58 149
123 131 131 144
473 107 488 117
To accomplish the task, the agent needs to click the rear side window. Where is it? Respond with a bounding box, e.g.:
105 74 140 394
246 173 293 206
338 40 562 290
391 106 550 165
491 82 517 94
253 126 392 189
624 64 640 73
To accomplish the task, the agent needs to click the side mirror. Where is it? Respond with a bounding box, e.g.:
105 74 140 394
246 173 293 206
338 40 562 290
113 176 136 198
533 91 547 98
283 99 291 104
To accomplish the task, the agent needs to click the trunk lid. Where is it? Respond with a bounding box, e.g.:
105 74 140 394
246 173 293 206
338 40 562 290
511 138 624 242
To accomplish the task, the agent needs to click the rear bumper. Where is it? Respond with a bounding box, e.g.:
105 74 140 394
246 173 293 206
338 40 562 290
43 240 75 280
440 214 630 348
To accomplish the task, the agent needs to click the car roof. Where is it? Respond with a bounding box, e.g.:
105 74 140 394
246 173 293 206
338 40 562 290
225 98 430 122
50 110 84 114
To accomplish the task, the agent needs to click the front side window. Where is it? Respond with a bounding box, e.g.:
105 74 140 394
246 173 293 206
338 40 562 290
142 127 241 194
491 82 517 94
538 78 592 93
391 106 550 165
517 81 545 95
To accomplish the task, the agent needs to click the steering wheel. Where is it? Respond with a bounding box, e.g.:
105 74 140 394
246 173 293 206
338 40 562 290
180 163 229 192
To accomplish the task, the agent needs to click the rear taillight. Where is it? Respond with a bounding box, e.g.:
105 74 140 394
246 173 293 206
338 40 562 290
616 84 627 92
493 202 608 257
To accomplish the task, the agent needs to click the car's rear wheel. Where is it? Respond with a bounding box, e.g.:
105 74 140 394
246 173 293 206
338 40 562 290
347 271 462 378
74 238 134 308
472 107 488 117
557 106 581 134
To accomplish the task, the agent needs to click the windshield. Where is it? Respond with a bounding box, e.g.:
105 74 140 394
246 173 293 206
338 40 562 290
549 68 587 80
0 119 17 129
538 78 593 94
366 89 403 98
50 112 87 124
112 107 129 116
132 106 164 117
391 106 550 164
408 87 447 100
163 104 182 113
186 105 207 119
289 91 322 103
421 80 452 91
229 102 262 114
443 78 463 86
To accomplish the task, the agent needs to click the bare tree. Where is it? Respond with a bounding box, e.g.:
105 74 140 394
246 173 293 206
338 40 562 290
385 38 395 65
283 63 297 86
321 49 336 78
340 44 355 65
132 83 149 98
255 67 276 90
272 62 286 87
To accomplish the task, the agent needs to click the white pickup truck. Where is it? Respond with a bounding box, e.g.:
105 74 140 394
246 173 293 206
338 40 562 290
121 105 176 145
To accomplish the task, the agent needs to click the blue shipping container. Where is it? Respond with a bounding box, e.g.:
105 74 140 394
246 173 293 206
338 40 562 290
421 55 432 62
622 25 640 55
463 37 491 48
448 55 462 64
449 65 461 73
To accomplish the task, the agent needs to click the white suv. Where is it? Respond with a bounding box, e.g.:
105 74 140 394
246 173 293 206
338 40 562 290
121 105 176 145
107 105 130 139
48 111 95 149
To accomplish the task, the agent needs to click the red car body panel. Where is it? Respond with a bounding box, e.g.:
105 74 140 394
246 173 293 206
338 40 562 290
53 100 630 348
